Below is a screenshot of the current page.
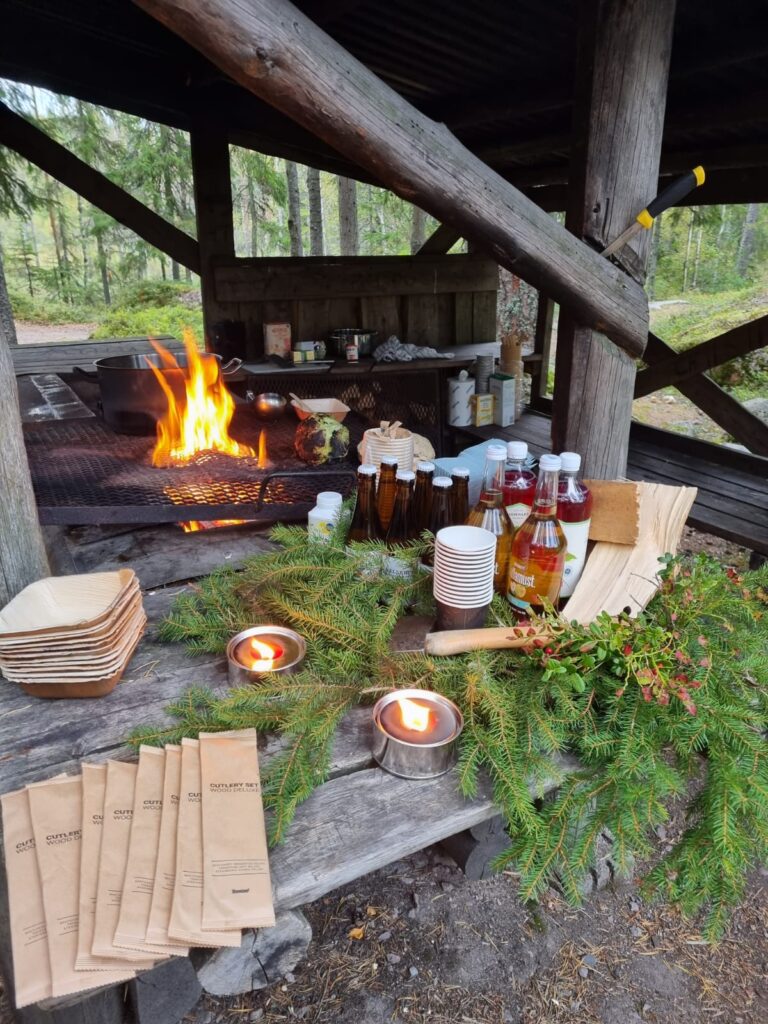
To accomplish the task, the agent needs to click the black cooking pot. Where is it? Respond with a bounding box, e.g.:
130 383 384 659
74 353 242 435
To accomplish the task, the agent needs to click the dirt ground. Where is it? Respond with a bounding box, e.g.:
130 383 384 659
13 321 97 345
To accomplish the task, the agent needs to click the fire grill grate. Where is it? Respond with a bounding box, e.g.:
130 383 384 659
24 412 361 525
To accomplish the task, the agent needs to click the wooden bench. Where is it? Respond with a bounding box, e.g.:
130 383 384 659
452 409 768 558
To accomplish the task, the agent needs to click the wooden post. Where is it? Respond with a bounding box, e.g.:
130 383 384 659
0 314 50 606
552 0 676 478
190 123 236 348
133 0 649 359
529 295 555 409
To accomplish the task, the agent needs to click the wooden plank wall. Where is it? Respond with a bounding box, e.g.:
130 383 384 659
212 254 498 357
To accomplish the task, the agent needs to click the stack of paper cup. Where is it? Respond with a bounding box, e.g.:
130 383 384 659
433 526 496 630
474 354 495 394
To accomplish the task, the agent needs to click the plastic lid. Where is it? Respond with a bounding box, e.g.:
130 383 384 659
396 470 415 482
538 454 562 472
507 441 528 461
451 466 470 478
358 464 378 476
380 455 399 466
559 451 581 472
433 476 453 489
417 461 436 472
486 448 507 462
316 491 343 507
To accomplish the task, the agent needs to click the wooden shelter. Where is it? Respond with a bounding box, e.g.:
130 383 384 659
1 0 767 597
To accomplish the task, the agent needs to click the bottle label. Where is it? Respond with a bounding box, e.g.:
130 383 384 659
505 502 532 529
507 565 534 611
559 518 591 598
307 514 336 543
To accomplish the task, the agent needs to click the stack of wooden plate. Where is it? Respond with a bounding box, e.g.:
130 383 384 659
0 570 146 698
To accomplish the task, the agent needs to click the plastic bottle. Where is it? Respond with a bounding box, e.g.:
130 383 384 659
385 470 416 547
376 456 398 533
557 451 593 598
450 466 470 525
307 491 343 544
507 454 567 616
421 476 453 567
412 461 435 534
503 441 537 531
467 445 511 593
347 465 382 542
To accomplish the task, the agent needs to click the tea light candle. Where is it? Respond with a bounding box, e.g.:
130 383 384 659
372 689 463 779
226 626 306 684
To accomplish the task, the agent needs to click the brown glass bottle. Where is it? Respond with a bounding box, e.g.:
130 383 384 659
507 453 567 617
385 470 416 547
347 464 382 542
412 461 435 534
376 456 398 533
450 466 470 525
421 476 453 566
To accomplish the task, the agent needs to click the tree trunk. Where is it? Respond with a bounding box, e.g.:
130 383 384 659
646 215 661 299
682 207 695 292
736 202 759 277
285 160 303 257
0 242 19 346
306 166 324 256
692 226 703 290
95 231 111 305
0 294 50 603
247 177 259 256
337 176 358 255
410 206 426 254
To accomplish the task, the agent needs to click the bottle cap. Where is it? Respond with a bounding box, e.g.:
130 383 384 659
396 470 415 482
316 491 343 507
358 464 377 476
380 456 399 466
559 451 581 472
507 441 528 461
432 476 453 489
417 461 436 472
538 454 561 472
451 466 470 478
486 444 507 461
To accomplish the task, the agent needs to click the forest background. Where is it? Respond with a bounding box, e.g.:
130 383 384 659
0 83 766 442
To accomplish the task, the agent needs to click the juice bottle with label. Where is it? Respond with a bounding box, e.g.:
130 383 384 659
467 445 511 593
507 454 566 617
557 451 593 598
503 441 537 531
376 456 398 533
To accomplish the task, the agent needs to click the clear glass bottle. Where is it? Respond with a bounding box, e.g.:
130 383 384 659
467 445 510 593
421 476 453 567
503 441 537 531
347 464 382 542
557 451 593 598
507 454 567 617
412 461 435 535
376 456 398 533
386 470 416 547
450 466 470 525
307 491 343 544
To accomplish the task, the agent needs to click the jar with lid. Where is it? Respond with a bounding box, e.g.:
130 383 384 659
307 491 343 544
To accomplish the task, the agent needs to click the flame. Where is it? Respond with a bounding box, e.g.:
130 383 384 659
180 519 250 533
146 331 255 466
398 696 431 733
245 637 284 672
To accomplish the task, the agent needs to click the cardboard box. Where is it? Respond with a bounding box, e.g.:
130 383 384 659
489 372 516 427
471 393 494 427
291 349 316 363
264 322 292 358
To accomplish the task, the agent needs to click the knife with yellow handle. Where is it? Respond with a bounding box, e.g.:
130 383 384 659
600 166 705 257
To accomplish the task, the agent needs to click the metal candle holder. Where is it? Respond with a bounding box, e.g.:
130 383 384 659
371 689 464 779
226 625 306 684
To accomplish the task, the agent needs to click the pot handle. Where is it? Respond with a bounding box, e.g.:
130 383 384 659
72 365 98 381
220 357 243 375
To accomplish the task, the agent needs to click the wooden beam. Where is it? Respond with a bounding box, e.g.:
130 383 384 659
133 0 649 359
0 101 200 275
416 223 462 255
640 332 768 456
635 314 768 398
0 308 50 605
190 123 235 346
552 0 676 480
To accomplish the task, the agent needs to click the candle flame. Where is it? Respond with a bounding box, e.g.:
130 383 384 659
398 696 430 733
246 637 283 672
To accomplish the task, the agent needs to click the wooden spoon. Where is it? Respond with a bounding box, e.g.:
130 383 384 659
424 625 552 656
289 392 313 413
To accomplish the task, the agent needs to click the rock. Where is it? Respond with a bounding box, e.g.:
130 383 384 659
409 966 419 978
582 954 597 967
387 953 402 965
630 899 641 913
128 957 202 1024
578 967 589 979
744 398 768 425
663 395 676 404
630 925 644 938
284 972 295 984
570 1001 582 1012
378 931 392 942
249 1012 264 1022
197 911 312 996
655 824 667 840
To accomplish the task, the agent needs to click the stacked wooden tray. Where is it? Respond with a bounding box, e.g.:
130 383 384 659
0 570 145 698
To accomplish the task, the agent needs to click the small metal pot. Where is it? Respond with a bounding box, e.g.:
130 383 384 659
329 329 378 358
371 689 464 779
226 625 306 685
247 392 287 420
74 352 242 435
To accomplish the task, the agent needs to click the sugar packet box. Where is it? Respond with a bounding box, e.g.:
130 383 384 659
489 372 516 427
